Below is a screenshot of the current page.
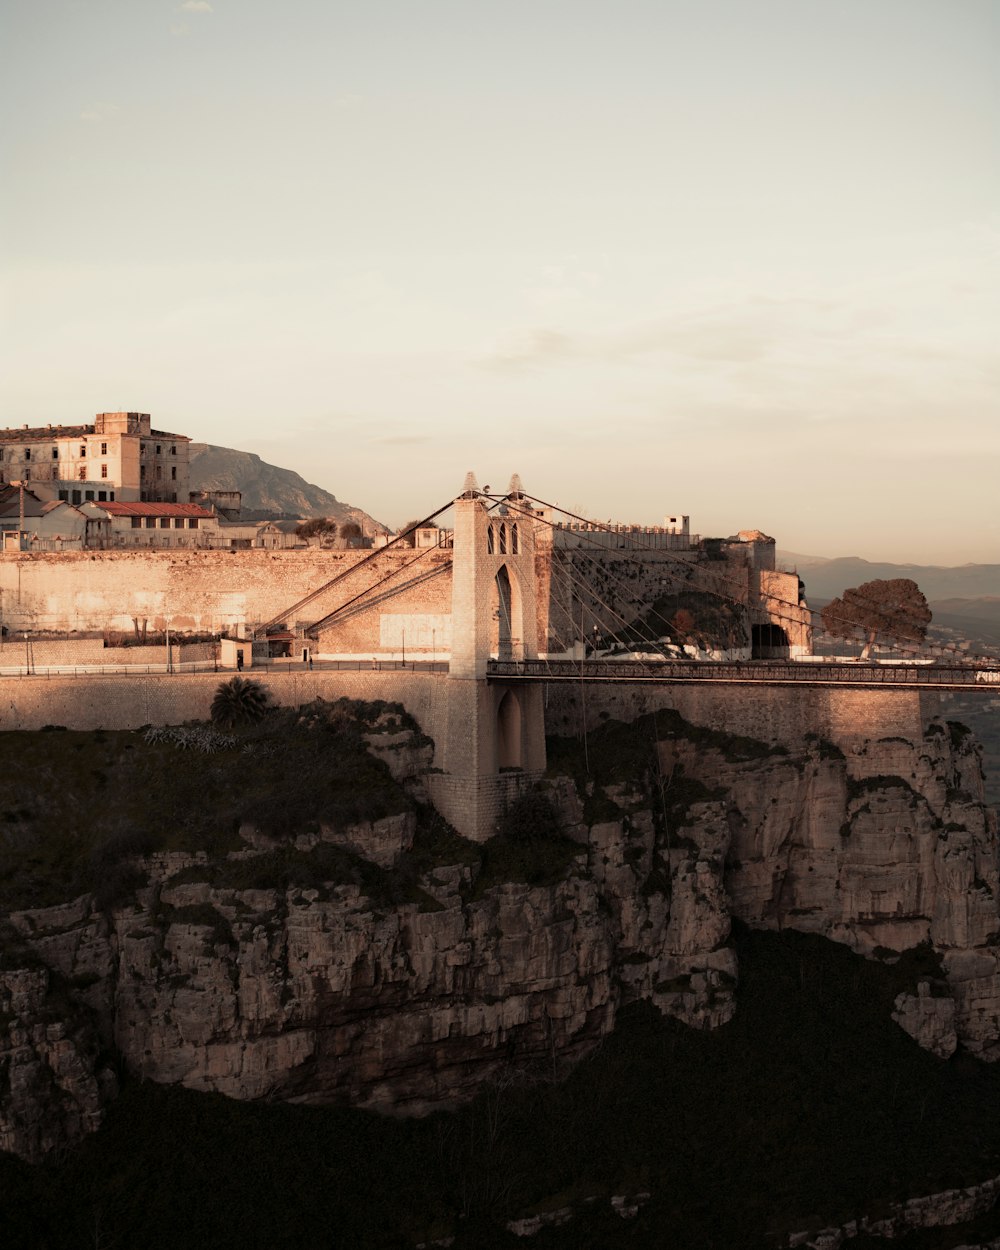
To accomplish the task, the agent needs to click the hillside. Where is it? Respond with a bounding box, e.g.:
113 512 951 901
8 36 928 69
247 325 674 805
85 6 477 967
777 553 1000 602
188 443 386 530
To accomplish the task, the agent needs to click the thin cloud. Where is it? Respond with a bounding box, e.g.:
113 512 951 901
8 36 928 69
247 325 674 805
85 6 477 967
179 0 213 12
79 102 120 123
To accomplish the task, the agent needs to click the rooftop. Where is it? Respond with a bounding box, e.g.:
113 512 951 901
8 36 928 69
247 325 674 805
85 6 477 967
94 502 214 519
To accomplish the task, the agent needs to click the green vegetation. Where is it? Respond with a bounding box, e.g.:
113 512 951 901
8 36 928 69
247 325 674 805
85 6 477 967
210 677 273 729
7 927 1000 1248
547 711 783 835
821 578 932 660
612 589 751 652
294 517 338 540
0 700 414 910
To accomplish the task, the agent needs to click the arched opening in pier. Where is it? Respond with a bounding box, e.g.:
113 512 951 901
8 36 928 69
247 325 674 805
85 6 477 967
496 689 523 769
752 623 790 659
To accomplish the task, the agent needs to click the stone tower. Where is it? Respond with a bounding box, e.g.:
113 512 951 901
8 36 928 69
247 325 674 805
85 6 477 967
426 475 547 840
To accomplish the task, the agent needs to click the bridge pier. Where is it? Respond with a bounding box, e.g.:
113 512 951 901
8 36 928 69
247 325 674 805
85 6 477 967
426 479 547 841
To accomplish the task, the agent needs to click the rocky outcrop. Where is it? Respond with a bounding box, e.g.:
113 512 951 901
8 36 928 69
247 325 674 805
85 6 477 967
0 714 997 1163
786 1169 1000 1247
0 964 114 1162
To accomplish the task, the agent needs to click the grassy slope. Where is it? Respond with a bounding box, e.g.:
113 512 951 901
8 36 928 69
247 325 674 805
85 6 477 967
0 701 414 910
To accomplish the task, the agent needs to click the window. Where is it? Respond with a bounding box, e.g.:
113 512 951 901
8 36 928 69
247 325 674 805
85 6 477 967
140 444 145 457
171 466 176 480
140 465 146 479
155 444 161 454
145 518 156 529
131 517 142 529
172 517 182 528
188 518 199 529
85 490 94 501
24 448 31 461
51 448 58 459
58 490 68 501
511 523 519 554
100 442 107 455
170 445 177 455
71 490 81 504
487 525 495 554
79 445 86 456
98 491 106 501
109 491 115 501
100 464 108 479
498 523 507 555
24 467 30 480
78 467 86 480
158 517 169 528
155 466 162 479
170 491 177 502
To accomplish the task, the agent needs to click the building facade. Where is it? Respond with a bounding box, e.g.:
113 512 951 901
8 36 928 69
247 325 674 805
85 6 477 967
0 412 190 506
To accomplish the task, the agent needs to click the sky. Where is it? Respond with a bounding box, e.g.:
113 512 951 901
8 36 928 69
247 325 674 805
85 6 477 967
2 0 998 563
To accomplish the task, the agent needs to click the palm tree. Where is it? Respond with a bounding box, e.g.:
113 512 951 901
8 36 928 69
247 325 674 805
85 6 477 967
210 677 272 728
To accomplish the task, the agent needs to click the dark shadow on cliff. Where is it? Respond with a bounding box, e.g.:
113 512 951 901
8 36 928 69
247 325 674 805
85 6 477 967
6 925 1000 1249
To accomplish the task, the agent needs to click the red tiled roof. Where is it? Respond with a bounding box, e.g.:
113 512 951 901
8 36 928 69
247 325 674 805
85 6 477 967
95 502 214 518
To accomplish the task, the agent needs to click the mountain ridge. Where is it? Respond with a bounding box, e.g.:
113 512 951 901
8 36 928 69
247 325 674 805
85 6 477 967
188 443 386 532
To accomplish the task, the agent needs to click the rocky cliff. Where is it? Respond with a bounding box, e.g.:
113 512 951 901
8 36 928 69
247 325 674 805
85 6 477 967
1 704 996 1168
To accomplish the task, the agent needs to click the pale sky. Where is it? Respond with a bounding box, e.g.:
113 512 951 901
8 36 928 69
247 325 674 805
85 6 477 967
2 0 998 562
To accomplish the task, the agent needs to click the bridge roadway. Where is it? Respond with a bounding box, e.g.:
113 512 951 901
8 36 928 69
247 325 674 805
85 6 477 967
487 658 1000 691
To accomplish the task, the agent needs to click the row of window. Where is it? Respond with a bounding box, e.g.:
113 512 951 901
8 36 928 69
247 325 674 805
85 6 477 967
7 466 110 482
1 441 179 461
3 442 108 461
56 490 116 503
128 517 200 529
139 465 177 480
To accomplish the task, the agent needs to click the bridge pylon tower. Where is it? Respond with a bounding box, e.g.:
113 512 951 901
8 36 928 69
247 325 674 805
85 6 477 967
426 475 547 841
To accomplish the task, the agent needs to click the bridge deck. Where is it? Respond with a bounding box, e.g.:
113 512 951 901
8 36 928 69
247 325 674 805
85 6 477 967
487 659 1000 691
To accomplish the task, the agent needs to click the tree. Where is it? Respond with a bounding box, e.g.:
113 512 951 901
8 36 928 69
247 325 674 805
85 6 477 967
210 677 272 728
397 520 422 547
295 517 337 540
820 578 931 660
340 521 362 541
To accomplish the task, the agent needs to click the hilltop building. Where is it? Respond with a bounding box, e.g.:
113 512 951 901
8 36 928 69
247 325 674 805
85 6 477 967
0 412 190 506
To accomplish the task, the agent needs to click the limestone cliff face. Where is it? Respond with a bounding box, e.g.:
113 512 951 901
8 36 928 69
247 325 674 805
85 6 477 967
654 721 998 1059
1 717 996 1163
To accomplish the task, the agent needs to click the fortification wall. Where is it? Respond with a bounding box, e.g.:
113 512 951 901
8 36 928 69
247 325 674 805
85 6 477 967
0 669 451 741
0 550 452 641
545 682 925 751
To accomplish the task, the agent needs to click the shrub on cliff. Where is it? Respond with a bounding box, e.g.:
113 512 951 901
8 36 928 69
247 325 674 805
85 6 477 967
498 789 561 844
210 677 272 729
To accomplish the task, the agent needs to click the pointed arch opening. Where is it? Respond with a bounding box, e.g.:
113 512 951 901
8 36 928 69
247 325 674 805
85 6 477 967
496 689 523 770
487 524 495 555
511 523 519 554
498 522 507 555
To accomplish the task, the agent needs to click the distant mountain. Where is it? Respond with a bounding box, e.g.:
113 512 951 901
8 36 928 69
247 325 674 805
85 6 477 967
188 444 386 532
777 554 1000 602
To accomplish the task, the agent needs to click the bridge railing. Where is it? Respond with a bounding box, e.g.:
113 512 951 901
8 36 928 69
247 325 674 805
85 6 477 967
487 659 1000 688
